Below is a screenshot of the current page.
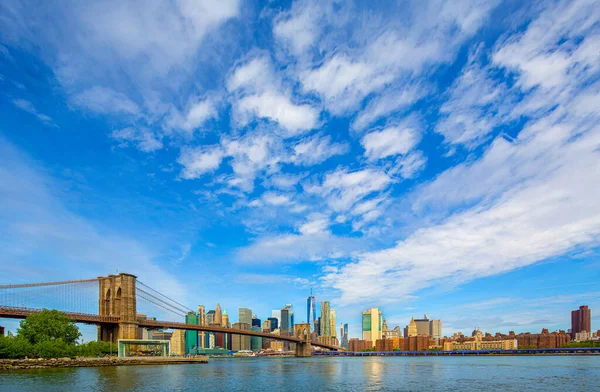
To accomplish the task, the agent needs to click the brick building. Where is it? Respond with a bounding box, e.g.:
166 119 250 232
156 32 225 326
349 338 372 351
571 305 591 339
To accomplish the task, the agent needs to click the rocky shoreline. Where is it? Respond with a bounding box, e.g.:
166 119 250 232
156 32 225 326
0 356 208 370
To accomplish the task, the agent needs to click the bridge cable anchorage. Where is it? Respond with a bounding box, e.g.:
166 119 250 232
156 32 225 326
136 280 194 313
136 287 190 315
136 292 186 319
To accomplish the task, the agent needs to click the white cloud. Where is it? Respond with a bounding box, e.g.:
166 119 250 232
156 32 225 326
273 0 322 56
361 126 420 161
262 192 292 206
165 97 218 134
352 83 427 131
298 0 498 115
236 90 319 135
72 86 140 116
178 145 224 179
291 134 349 165
322 0 600 305
12 99 55 126
299 215 330 235
435 47 510 146
391 151 427 179
305 168 393 212
266 173 302 190
227 56 274 93
111 127 163 152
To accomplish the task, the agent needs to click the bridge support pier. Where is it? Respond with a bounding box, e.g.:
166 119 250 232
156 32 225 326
295 342 311 357
98 273 138 343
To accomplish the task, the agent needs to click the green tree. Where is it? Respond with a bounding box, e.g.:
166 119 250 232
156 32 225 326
17 309 81 345
0 335 33 359
77 341 116 357
33 338 76 359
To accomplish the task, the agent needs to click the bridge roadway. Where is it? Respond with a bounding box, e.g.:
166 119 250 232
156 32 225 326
0 306 339 351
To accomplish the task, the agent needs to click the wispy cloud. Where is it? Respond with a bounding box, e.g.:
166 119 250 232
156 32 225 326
12 99 56 126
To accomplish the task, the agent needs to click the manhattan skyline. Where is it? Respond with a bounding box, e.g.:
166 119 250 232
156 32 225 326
1 0 600 340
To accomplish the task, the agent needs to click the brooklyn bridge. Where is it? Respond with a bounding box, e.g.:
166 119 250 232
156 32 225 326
0 273 339 357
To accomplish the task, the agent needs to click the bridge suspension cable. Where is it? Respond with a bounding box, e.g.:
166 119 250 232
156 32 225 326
137 280 193 313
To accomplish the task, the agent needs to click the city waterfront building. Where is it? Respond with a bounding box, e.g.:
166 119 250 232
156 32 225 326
271 310 281 327
206 310 215 325
170 329 186 355
215 303 222 326
571 305 591 339
341 323 349 349
349 338 372 351
330 309 336 338
262 320 271 331
281 307 290 332
414 315 430 336
321 301 331 336
251 326 262 351
270 341 284 351
222 310 229 327
239 308 252 325
252 314 261 328
406 318 417 337
185 311 198 354
430 319 442 340
267 317 278 331
197 305 206 349
231 322 251 351
285 304 294 331
443 331 518 351
362 308 383 345
307 288 316 328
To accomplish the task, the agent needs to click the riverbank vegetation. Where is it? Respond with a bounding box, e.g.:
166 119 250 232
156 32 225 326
0 310 115 359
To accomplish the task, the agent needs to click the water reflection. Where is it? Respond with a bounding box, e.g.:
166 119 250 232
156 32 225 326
2 356 600 391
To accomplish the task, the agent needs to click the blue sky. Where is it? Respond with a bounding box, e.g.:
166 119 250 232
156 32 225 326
1 0 600 340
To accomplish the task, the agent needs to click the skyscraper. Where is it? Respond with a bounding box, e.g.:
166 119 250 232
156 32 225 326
342 323 349 349
185 311 198 354
330 309 336 338
267 317 278 331
239 308 252 325
407 318 417 337
414 314 430 336
281 307 290 332
571 305 592 338
307 288 316 328
430 319 442 340
215 303 223 326
362 308 382 343
272 310 281 327
197 305 206 349
286 304 294 330
252 314 261 328
222 310 230 327
320 301 331 336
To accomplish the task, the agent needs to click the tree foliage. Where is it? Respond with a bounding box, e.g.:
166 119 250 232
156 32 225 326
0 309 118 359
17 309 81 345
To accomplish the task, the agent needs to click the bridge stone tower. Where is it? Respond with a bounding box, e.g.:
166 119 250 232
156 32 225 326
294 323 311 357
98 273 138 343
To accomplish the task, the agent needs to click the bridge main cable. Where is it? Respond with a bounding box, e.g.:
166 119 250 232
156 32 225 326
0 278 99 289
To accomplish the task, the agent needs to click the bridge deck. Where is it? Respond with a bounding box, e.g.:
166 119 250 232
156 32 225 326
0 306 339 350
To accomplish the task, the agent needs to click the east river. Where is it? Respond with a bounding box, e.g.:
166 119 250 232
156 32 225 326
1 356 599 391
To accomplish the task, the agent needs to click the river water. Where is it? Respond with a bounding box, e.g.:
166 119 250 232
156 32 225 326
1 356 599 391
